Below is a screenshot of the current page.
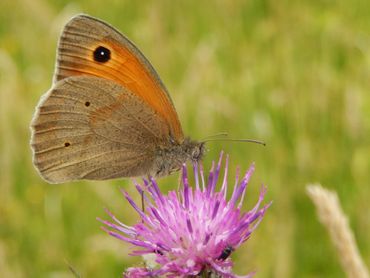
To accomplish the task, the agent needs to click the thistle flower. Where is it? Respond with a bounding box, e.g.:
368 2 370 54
98 153 270 277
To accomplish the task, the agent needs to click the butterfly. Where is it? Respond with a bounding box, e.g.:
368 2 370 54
30 14 205 184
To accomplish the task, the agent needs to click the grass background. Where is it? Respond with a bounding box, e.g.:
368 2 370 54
1 0 369 277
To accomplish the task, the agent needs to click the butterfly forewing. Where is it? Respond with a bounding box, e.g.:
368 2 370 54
55 14 184 142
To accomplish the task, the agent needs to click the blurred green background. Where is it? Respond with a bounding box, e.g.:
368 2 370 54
1 0 369 277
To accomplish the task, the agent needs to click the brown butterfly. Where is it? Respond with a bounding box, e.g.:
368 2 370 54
30 14 205 184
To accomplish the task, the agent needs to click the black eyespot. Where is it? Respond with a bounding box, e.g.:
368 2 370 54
64 142 71 147
85 101 90 107
93 46 111 63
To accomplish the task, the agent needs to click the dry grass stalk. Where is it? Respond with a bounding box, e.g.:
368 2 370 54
306 184 369 278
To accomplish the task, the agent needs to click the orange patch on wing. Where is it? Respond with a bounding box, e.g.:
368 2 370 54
60 39 184 143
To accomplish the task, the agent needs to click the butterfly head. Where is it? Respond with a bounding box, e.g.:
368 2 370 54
183 138 206 163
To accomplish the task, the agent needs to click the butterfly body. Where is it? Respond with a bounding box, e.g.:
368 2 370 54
31 14 204 183
153 137 204 177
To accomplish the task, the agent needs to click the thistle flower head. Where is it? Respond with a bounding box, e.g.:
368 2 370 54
99 152 270 277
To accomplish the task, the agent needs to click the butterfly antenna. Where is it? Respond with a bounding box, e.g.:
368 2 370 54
203 138 266 146
201 132 229 141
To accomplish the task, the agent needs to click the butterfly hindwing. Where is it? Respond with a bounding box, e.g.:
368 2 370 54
31 76 168 183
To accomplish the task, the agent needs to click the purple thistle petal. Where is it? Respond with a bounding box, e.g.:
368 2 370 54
203 232 212 245
182 164 190 209
187 218 193 234
230 166 241 206
120 189 146 219
99 152 270 278
142 178 149 188
125 267 153 277
150 207 167 227
156 242 171 252
102 207 134 231
206 161 215 197
193 161 200 191
143 178 159 203
133 182 152 207
149 177 165 205
230 164 254 206
221 154 229 198
97 217 136 236
247 185 267 216
208 259 238 278
199 162 206 191
101 227 157 250
134 183 143 195
212 200 220 220
213 151 224 188
238 163 255 208
209 151 224 195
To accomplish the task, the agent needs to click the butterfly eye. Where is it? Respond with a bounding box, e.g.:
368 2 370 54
192 148 200 159
93 46 111 63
